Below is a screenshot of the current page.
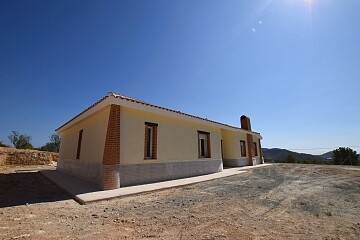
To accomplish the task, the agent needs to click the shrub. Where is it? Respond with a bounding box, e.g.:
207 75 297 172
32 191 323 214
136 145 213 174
8 131 33 149
332 147 359 165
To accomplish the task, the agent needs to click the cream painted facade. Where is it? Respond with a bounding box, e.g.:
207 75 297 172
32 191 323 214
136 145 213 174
221 129 262 167
221 129 248 160
59 106 110 164
56 93 263 189
120 107 222 165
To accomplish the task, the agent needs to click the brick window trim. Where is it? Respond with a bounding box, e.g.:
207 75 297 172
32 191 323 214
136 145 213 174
144 122 158 160
145 122 158 127
197 131 211 158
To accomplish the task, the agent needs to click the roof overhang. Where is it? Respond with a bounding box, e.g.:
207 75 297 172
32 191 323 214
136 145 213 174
56 93 262 139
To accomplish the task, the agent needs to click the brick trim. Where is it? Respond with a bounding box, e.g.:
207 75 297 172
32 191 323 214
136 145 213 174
246 134 254 165
101 104 121 190
258 139 263 160
152 125 157 159
145 122 158 127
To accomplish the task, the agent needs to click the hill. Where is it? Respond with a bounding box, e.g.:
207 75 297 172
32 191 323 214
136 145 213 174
262 148 327 163
319 151 333 159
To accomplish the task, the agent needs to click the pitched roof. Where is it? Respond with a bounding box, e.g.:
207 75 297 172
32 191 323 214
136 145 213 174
56 92 260 135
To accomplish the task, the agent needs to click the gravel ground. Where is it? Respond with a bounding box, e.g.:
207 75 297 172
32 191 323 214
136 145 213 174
1 163 360 239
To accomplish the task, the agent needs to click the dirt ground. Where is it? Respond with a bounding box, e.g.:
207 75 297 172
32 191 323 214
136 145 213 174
1 164 360 240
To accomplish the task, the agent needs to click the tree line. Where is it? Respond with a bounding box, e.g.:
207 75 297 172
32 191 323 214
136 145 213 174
0 131 60 153
281 147 359 166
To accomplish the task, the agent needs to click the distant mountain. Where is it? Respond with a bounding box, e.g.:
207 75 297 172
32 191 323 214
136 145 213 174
318 151 333 159
262 148 327 163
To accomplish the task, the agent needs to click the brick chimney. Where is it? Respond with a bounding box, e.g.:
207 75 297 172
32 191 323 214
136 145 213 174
240 115 251 131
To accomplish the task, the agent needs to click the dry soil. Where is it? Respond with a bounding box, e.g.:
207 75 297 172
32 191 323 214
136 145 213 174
1 164 360 239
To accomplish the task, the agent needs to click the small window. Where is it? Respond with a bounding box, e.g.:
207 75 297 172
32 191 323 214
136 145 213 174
240 140 246 157
144 122 157 159
76 129 83 159
221 140 223 159
198 131 211 158
253 142 258 156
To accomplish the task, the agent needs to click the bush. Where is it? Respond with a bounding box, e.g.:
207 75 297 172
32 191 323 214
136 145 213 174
39 133 61 153
332 147 359 165
7 131 33 149
0 140 9 147
283 154 298 163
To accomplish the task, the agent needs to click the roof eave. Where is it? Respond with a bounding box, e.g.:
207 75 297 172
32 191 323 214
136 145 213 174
56 93 263 137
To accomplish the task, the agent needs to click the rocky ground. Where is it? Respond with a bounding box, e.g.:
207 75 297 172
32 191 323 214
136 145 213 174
0 147 58 166
1 164 360 239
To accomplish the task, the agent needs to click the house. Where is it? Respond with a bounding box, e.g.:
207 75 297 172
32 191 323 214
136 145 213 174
56 92 264 190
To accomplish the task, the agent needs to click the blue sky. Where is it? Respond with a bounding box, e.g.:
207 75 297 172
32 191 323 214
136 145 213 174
1 0 359 154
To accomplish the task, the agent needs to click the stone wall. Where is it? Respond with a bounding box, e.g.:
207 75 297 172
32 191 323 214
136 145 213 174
0 147 58 166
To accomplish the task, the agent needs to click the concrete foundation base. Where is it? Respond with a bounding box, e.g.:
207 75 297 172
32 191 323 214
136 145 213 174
57 159 223 188
57 159 102 186
223 158 262 167
119 159 223 187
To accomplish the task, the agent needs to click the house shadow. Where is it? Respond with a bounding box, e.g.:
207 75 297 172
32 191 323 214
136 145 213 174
0 171 71 208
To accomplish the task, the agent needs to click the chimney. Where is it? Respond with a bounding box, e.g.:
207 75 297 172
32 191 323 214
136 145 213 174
240 115 252 131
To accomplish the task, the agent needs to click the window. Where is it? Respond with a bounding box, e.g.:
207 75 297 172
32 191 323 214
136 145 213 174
221 140 223 159
240 140 246 157
253 142 258 156
198 131 211 158
76 129 83 159
144 122 158 159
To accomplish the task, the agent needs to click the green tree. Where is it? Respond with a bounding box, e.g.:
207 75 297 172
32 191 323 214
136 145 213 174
50 133 61 152
303 158 316 164
284 153 297 163
40 142 57 152
0 140 9 147
40 133 61 152
332 147 359 165
7 131 33 149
